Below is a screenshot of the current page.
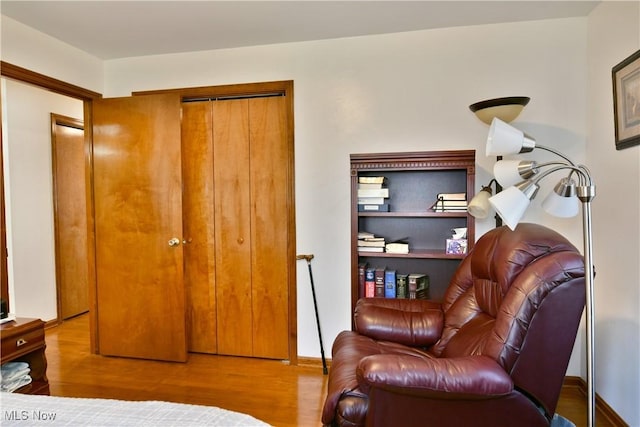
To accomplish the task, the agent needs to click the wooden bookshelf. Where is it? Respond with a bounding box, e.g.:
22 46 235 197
351 150 475 314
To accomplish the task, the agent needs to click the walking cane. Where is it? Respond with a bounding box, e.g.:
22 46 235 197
296 254 328 375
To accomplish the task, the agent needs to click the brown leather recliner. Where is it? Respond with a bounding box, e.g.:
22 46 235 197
322 223 586 427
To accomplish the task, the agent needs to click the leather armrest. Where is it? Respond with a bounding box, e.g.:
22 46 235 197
354 298 443 347
356 354 513 399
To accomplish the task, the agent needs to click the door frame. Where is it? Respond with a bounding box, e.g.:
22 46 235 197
135 81 297 363
1 84 8 311
1 61 102 351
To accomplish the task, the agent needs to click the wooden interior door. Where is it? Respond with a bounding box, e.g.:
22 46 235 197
214 99 253 356
92 93 187 362
51 114 89 320
249 96 289 359
182 101 217 353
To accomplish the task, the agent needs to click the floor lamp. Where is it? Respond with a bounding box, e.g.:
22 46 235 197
473 117 597 427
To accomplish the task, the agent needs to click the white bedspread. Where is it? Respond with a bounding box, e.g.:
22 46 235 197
0 392 271 426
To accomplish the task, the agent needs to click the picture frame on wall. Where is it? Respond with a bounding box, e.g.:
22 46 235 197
612 49 640 150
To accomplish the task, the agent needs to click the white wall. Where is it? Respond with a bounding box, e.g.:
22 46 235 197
0 16 104 93
587 2 640 425
1 78 83 320
0 15 100 321
102 17 589 370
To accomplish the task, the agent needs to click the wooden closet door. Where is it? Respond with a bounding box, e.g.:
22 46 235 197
213 96 290 359
182 101 217 353
213 99 253 356
250 96 289 359
92 93 187 362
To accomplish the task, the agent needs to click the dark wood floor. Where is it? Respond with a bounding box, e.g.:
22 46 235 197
43 315 612 427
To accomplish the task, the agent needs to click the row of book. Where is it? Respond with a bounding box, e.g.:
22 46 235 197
358 176 468 213
359 264 430 299
357 176 390 212
358 231 409 254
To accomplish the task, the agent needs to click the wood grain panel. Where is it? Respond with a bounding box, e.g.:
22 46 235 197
249 96 290 359
92 93 186 362
51 116 89 320
213 99 253 356
181 101 217 354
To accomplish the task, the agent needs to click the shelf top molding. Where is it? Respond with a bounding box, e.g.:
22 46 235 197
350 150 475 171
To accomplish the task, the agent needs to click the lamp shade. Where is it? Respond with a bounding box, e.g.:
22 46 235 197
493 160 538 187
468 187 492 218
542 177 579 218
486 118 536 156
469 96 530 125
488 182 538 230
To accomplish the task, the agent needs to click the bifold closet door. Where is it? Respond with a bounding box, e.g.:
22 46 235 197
247 96 289 359
213 96 289 359
182 101 217 354
92 93 187 362
213 99 253 356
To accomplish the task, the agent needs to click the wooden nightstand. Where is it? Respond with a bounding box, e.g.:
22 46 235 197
1 317 50 395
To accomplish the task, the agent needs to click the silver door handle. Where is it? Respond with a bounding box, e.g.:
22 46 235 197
168 238 181 247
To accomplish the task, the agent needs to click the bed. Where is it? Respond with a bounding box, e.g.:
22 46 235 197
0 392 271 426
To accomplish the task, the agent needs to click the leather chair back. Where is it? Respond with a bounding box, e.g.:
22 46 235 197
428 223 586 416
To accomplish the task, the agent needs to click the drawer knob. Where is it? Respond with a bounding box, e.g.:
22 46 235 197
16 338 28 347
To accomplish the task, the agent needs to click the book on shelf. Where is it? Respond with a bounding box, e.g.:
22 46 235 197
385 242 409 254
358 232 386 249
365 267 375 298
408 273 429 299
358 203 390 212
358 263 368 300
358 176 386 185
384 269 397 298
416 284 430 299
358 197 386 205
435 199 467 207
430 197 468 212
358 231 376 239
357 188 389 198
358 239 386 248
358 246 385 253
374 268 386 297
362 236 385 241
396 274 408 299
437 192 466 200
358 182 385 190
384 237 409 254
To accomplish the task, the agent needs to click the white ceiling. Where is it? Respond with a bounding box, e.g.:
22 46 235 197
1 1 600 60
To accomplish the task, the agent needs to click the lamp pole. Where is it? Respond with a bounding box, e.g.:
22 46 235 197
578 185 596 427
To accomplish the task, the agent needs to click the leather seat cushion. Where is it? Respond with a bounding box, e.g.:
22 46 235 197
322 330 434 425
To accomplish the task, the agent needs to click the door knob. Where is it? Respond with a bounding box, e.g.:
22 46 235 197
168 238 181 247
